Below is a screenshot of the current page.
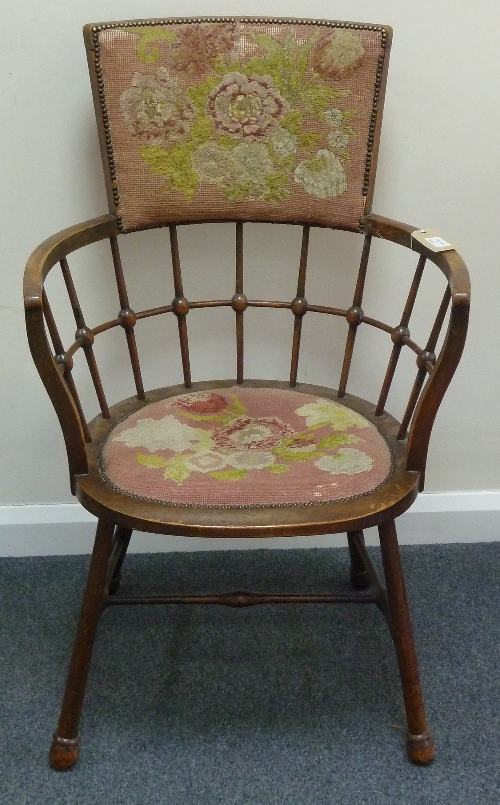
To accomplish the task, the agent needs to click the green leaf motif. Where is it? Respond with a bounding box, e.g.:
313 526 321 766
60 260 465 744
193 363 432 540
272 444 324 462
141 145 199 200
267 464 290 473
226 394 247 418
188 115 215 145
297 30 321 58
250 32 282 54
224 180 264 201
263 173 291 202
317 433 358 450
298 132 321 148
218 135 240 150
136 453 169 468
209 469 248 482
187 76 221 112
120 27 177 64
242 48 308 103
301 83 347 114
177 411 225 422
281 111 303 135
163 456 191 484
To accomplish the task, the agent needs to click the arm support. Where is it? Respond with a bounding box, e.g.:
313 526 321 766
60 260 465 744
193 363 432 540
363 213 471 488
24 215 118 490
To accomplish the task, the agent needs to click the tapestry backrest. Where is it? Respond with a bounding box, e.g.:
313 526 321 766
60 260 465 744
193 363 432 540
84 18 392 233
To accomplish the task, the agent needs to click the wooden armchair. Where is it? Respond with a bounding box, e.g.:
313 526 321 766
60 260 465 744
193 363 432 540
24 17 470 770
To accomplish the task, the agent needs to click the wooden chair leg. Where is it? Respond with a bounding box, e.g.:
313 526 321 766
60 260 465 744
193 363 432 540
108 526 132 595
347 530 371 590
378 519 435 765
49 518 115 771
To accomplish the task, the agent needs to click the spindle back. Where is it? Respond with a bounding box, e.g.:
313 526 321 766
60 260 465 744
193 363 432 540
34 217 459 482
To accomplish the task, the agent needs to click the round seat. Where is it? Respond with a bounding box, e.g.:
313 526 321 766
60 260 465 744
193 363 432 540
99 386 393 508
76 381 418 537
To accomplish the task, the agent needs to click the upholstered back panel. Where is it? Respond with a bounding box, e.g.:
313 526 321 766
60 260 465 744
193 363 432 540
85 18 391 233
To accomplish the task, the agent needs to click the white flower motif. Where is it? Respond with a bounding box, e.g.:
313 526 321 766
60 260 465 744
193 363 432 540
295 400 368 430
191 142 233 183
315 448 373 475
231 141 273 183
270 128 298 157
227 423 273 446
227 451 275 470
328 130 350 151
213 417 293 449
294 150 347 199
185 451 229 473
323 108 343 128
113 416 209 454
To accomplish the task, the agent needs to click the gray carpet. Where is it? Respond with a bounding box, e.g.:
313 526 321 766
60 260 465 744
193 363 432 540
1 543 499 804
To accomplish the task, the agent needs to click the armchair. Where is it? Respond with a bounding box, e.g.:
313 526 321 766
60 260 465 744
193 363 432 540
24 17 470 770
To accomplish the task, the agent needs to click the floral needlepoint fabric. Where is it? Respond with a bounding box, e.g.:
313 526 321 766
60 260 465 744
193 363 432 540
92 20 389 230
100 387 393 507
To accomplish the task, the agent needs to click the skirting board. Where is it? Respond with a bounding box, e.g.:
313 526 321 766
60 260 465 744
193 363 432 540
0 492 499 556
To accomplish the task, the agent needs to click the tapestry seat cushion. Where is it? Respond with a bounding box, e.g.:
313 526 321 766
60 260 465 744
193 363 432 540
99 386 393 508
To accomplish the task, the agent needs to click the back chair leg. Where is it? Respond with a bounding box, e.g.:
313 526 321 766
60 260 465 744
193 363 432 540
347 530 371 590
108 526 133 595
49 518 115 771
378 519 435 765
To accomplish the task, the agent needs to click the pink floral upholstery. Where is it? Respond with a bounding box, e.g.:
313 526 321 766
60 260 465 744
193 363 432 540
87 19 390 231
99 387 393 507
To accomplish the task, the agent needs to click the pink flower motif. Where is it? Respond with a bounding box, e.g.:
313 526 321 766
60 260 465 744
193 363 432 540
312 31 365 80
213 417 294 450
119 68 196 144
207 73 290 139
169 23 236 78
172 392 228 415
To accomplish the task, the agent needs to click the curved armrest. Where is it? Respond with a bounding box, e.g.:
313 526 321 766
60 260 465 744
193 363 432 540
363 213 471 488
24 214 118 489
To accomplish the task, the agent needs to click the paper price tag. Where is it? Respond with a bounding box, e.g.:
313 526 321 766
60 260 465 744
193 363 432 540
410 228 455 252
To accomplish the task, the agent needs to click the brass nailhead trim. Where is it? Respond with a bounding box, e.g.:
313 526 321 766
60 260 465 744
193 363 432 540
92 18 389 228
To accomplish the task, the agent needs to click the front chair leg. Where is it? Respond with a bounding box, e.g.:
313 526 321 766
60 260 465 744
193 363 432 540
378 519 435 765
49 518 115 771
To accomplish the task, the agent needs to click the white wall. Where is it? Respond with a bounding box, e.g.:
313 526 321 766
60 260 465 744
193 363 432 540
2 1 500 550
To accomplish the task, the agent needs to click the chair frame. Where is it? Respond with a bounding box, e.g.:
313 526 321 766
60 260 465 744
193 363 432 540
23 16 470 772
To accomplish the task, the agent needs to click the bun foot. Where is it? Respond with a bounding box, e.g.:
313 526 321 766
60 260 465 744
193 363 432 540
49 734 80 771
406 730 435 765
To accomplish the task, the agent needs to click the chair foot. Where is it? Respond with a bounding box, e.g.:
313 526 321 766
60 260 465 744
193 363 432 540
50 518 114 771
407 730 435 765
49 734 80 771
349 568 371 590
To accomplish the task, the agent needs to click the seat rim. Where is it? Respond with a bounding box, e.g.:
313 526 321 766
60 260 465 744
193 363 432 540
76 379 420 537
